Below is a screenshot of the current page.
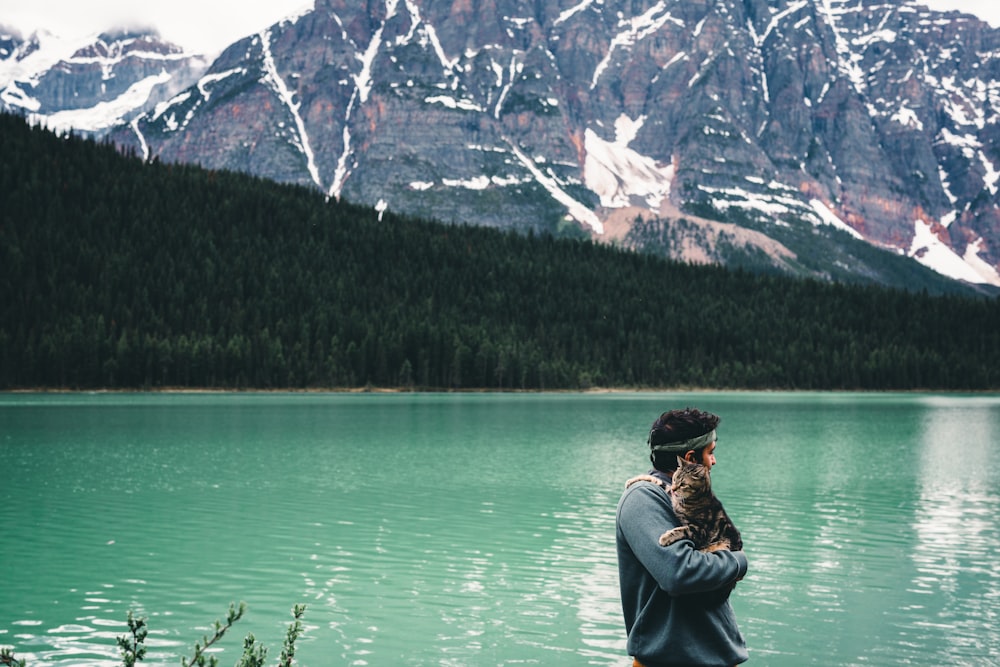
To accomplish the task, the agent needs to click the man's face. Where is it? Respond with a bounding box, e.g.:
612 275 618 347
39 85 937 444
688 441 717 469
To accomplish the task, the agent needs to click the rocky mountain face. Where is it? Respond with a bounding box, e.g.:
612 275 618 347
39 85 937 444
6 1 1000 290
0 29 208 134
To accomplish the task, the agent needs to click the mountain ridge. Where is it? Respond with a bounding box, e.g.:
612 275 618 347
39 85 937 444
3 109 997 392
0 27 208 134
4 0 999 291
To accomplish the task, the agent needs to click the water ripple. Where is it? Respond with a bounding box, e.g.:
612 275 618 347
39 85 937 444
4 392 1000 666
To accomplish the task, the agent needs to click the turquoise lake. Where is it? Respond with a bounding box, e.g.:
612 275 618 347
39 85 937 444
2 391 999 666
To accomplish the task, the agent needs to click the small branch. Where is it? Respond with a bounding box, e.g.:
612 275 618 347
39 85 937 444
278 604 307 667
181 602 246 667
1 648 27 667
116 612 148 667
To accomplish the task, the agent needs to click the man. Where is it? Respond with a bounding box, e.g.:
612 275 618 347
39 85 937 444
616 407 749 667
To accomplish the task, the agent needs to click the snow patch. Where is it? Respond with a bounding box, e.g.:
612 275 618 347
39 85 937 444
591 2 682 88
260 28 322 189
809 199 864 239
0 81 39 111
443 175 491 190
555 0 597 25
1 30 205 128
817 0 867 94
197 67 243 102
940 127 979 158
152 91 190 123
331 0 410 199
130 115 149 161
582 115 673 211
0 30 97 88
962 238 1000 286
401 0 457 71
891 103 923 130
938 165 958 206
38 71 172 133
696 179 844 226
980 151 999 195
909 219 1000 285
757 1 808 45
852 29 898 47
424 95 484 112
493 56 522 119
354 23 385 104
613 114 644 144
506 138 604 233
702 184 802 219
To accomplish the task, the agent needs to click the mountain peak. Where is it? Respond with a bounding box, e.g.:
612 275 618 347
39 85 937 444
8 0 1000 290
1 28 208 133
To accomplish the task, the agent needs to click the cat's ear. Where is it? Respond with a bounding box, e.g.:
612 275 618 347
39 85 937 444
676 455 687 468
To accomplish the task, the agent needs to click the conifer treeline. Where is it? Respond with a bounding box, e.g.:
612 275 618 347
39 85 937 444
1 112 998 390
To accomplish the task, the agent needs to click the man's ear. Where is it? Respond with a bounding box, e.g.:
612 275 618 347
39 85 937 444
682 450 696 463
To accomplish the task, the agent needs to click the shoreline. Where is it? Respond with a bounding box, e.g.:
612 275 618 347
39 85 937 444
3 386 997 395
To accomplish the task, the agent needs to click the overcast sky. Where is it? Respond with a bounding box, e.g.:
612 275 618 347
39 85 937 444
0 0 997 55
923 0 1000 26
0 0 314 54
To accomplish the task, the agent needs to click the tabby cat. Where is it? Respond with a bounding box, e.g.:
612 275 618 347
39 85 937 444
626 456 742 553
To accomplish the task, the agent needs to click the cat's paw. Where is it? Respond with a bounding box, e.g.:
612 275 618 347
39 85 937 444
625 474 662 489
658 527 686 547
703 539 731 553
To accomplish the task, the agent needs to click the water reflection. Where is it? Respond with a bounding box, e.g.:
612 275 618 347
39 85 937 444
4 392 1000 666
720 393 1000 666
293 481 626 666
4 584 187 667
910 402 1000 664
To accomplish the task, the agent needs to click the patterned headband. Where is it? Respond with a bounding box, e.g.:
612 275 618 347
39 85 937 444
648 429 716 453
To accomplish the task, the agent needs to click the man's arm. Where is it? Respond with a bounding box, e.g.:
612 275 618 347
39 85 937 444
617 482 748 596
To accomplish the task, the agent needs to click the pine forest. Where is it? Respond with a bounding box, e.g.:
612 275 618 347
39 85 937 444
1 112 998 391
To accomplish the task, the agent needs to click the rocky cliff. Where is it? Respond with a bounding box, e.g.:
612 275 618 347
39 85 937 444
0 28 208 133
6 1 1000 289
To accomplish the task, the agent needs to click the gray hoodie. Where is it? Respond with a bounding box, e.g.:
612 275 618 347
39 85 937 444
616 471 749 666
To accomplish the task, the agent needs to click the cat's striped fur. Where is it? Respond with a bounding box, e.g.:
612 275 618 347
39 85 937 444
626 457 742 553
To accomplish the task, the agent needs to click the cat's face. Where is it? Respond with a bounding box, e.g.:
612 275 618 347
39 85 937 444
671 457 711 498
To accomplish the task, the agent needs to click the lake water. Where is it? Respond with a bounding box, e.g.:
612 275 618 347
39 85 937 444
1 392 999 666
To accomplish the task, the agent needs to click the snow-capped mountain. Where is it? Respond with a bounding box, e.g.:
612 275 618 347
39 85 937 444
8 0 1000 289
0 28 208 134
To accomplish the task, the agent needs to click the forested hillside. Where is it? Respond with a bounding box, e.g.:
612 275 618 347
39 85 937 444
1 112 998 390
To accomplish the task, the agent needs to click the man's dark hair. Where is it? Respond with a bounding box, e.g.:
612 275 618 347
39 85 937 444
648 407 720 472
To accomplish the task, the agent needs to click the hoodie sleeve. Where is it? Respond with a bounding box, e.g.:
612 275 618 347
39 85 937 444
617 481 748 596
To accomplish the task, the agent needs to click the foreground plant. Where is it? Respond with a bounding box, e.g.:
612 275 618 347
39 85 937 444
116 611 148 666
234 603 306 667
1 602 306 667
181 601 247 667
278 604 306 667
1 648 26 667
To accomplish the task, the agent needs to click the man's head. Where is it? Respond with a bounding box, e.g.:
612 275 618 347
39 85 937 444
648 407 720 473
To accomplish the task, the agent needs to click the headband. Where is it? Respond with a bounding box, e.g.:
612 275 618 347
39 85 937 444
649 429 716 453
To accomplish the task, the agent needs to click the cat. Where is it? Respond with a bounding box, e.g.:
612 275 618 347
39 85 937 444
625 456 742 553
